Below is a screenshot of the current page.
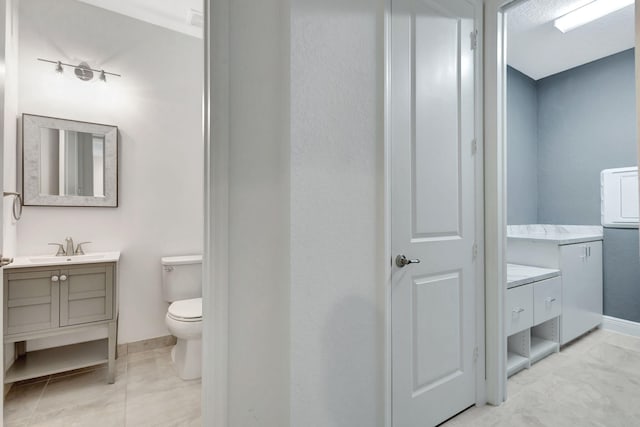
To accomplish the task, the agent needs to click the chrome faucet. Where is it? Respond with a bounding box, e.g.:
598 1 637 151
74 242 91 255
49 237 88 256
65 237 74 256
48 242 66 256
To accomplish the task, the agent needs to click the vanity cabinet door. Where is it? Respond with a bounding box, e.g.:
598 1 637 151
59 264 114 327
4 269 60 335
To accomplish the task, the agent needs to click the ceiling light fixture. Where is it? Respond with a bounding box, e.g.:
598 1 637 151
37 58 121 82
553 0 634 33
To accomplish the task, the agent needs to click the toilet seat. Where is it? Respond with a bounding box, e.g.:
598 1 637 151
168 298 202 322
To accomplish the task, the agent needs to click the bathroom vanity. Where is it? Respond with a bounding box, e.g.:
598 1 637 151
3 252 120 384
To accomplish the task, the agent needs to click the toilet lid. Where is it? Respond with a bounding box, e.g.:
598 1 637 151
168 298 202 320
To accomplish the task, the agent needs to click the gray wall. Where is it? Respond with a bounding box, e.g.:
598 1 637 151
537 49 637 225
507 66 539 224
537 49 639 322
507 48 640 322
603 228 640 321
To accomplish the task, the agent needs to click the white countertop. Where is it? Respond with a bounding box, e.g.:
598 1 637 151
5 251 121 269
507 224 603 245
507 263 561 289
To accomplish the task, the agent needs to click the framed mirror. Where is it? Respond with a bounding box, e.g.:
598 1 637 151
22 114 118 207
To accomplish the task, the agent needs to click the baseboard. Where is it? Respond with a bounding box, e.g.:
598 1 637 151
600 315 640 338
116 335 177 358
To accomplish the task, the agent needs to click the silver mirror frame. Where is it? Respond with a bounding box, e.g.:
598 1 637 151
22 113 118 207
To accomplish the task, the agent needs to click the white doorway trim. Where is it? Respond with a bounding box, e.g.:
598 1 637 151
383 4 393 427
203 0 230 426
482 0 574 406
0 0 6 421
483 0 515 406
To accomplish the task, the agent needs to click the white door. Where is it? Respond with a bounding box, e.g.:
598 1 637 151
391 0 479 425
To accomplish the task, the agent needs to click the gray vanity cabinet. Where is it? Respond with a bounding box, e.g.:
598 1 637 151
3 261 118 384
60 264 114 326
4 264 115 333
4 269 60 335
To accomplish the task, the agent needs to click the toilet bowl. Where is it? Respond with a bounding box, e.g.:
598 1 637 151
165 297 202 380
161 255 203 380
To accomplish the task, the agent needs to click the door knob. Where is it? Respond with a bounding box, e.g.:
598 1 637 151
51 276 59 282
60 275 68 281
395 255 421 268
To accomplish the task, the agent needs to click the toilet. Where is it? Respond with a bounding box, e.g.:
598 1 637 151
161 255 203 380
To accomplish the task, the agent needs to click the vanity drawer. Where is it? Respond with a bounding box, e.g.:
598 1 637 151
533 276 561 325
507 284 534 336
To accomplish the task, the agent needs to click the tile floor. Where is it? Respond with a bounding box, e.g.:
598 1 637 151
4 346 201 427
444 328 640 426
6 329 639 427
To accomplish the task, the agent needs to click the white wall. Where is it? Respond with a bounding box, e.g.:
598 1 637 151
15 0 203 344
290 0 385 425
223 0 290 425
3 0 18 259
208 0 386 425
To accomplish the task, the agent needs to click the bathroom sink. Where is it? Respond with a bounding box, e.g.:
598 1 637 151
4 252 121 269
27 254 106 264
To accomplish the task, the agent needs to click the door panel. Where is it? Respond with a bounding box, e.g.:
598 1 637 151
4 269 60 335
413 7 461 238
391 0 478 425
60 264 113 326
412 271 463 392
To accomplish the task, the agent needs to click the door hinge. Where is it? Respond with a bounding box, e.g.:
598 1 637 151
473 346 479 363
470 30 478 50
471 138 477 155
472 243 478 260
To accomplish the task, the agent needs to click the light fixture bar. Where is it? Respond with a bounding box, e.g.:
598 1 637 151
554 0 634 33
37 58 122 77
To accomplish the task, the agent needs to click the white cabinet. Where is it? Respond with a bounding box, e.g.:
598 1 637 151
559 241 602 345
508 237 603 346
506 276 561 376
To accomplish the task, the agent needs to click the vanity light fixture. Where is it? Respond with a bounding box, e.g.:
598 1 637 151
74 61 94 81
553 0 634 33
37 58 121 82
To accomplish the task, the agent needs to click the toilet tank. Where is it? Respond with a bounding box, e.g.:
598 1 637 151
161 255 203 302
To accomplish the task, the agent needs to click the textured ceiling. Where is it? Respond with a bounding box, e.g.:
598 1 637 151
76 0 203 38
507 0 635 80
